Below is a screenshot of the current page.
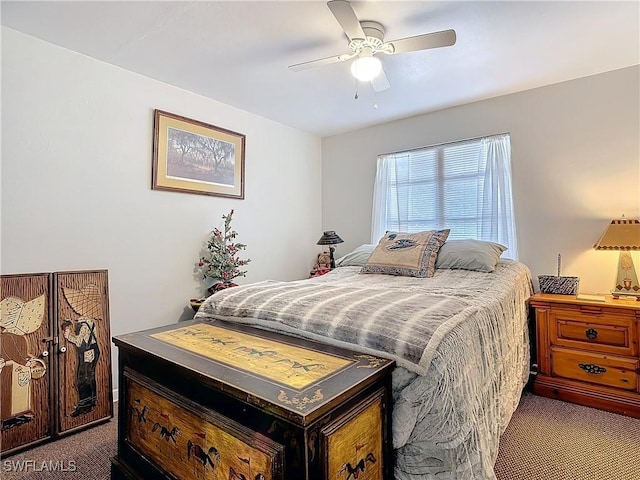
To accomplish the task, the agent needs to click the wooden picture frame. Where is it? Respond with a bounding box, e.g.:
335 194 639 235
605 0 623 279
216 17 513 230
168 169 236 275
152 109 245 199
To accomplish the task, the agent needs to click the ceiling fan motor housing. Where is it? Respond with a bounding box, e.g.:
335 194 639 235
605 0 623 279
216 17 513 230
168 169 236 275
348 21 394 55
361 21 385 43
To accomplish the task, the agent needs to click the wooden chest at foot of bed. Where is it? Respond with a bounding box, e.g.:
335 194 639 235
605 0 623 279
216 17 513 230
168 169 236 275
110 318 395 480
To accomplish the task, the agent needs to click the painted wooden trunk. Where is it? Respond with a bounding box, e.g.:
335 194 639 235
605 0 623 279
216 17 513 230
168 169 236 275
111 318 395 480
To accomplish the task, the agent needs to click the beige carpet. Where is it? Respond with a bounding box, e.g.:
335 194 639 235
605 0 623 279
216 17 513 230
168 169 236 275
495 392 640 480
2 392 639 479
1 416 116 479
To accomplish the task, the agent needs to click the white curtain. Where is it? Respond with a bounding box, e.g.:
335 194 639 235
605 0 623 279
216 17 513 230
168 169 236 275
479 135 519 259
370 154 395 244
370 134 519 259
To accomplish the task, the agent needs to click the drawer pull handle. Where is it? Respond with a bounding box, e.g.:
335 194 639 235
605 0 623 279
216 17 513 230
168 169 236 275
585 328 598 340
578 363 606 375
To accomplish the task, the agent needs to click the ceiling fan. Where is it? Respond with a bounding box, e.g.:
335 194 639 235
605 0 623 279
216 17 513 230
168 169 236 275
288 0 456 92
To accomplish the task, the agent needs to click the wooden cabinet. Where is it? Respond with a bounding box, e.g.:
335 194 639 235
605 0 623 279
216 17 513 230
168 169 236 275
1 273 53 454
531 293 640 418
1 270 113 456
111 318 395 480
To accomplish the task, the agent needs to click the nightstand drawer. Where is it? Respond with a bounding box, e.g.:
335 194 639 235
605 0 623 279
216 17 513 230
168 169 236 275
551 347 639 392
549 311 637 356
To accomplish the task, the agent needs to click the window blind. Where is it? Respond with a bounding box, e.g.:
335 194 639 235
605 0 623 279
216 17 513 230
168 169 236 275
371 133 518 259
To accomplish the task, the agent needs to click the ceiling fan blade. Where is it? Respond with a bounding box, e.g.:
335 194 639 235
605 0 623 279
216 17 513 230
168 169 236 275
389 29 456 54
327 0 365 41
288 55 344 72
371 67 391 92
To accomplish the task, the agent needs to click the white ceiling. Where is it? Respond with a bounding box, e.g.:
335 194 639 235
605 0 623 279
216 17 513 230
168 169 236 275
2 1 639 137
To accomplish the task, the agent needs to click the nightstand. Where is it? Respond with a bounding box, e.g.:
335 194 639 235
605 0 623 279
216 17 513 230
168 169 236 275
530 293 640 418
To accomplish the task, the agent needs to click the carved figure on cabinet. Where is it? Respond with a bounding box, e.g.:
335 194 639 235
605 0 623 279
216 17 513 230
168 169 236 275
338 451 377 480
276 357 326 379
62 316 100 417
129 399 148 424
61 283 104 418
187 439 220 472
152 422 180 444
0 294 47 430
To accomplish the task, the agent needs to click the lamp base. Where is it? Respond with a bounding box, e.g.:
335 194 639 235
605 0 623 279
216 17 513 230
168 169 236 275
329 246 336 270
611 251 640 300
611 291 640 301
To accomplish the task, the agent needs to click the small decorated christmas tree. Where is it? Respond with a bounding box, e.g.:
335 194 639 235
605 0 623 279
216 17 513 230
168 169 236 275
197 209 250 291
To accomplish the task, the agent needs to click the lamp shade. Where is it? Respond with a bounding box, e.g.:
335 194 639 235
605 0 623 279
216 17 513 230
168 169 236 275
317 231 344 246
593 218 640 250
594 217 640 299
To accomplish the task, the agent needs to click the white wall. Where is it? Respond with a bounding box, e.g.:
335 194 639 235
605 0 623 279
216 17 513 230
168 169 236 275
1 28 322 387
322 66 640 295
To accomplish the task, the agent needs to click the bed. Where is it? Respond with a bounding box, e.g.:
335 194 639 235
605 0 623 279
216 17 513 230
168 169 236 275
195 249 533 480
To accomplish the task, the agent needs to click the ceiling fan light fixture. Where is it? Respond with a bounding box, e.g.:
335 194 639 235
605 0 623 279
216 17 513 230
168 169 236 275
288 0 457 94
350 55 382 82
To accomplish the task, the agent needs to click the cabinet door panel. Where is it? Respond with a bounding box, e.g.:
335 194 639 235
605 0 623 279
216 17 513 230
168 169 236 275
54 270 113 434
1 273 53 455
321 390 386 480
124 369 284 480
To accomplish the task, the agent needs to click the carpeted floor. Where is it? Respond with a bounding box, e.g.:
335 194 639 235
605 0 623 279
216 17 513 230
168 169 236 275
494 392 640 480
1 415 116 479
2 392 639 479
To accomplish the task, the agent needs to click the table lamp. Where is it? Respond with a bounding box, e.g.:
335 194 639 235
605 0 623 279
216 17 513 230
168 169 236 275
317 231 344 269
593 216 640 299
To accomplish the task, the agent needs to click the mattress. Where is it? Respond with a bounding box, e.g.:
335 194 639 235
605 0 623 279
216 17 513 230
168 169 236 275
196 260 533 479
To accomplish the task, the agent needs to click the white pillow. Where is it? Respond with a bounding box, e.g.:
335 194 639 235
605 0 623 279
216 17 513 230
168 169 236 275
335 244 375 267
435 239 507 273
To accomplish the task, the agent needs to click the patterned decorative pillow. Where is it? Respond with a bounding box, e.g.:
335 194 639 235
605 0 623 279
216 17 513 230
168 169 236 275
361 230 450 278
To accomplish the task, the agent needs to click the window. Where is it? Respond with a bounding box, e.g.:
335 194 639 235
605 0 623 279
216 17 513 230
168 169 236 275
371 133 518 259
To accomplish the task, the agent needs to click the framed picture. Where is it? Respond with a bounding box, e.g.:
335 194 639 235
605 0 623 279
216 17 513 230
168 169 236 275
152 110 245 199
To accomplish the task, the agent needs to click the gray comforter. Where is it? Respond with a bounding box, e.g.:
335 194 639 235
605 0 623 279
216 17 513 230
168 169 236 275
196 260 533 479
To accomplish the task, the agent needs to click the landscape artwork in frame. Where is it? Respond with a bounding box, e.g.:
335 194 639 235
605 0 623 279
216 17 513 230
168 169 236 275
152 109 245 199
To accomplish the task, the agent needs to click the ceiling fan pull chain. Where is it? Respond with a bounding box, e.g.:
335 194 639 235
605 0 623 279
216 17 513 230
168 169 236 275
354 78 359 100
373 92 378 109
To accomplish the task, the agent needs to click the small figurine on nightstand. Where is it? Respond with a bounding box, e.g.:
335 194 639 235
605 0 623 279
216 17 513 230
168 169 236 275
310 251 332 277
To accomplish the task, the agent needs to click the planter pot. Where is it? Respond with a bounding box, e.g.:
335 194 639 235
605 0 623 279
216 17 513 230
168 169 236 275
207 282 238 295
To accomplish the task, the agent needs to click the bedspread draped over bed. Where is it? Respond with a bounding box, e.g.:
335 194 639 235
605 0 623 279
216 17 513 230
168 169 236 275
196 260 533 480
